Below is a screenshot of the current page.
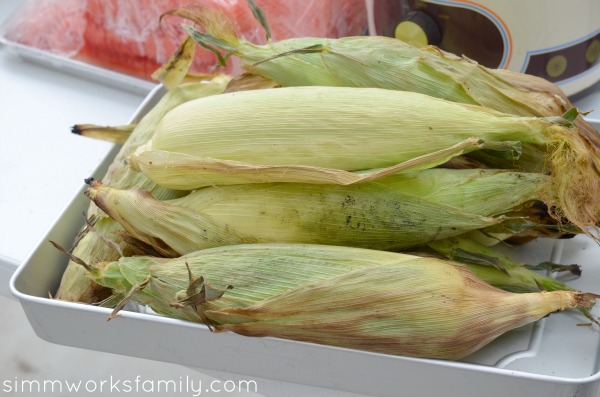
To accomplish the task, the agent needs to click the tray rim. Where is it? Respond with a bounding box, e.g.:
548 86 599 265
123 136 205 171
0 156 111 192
0 29 157 96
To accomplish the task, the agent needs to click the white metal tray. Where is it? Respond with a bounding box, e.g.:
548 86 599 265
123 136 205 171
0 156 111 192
573 78 600 128
0 5 157 96
10 86 600 397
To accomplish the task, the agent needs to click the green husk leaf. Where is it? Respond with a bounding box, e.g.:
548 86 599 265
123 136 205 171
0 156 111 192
252 44 327 66
426 235 577 293
183 24 239 58
247 0 271 41
447 248 509 274
525 261 582 276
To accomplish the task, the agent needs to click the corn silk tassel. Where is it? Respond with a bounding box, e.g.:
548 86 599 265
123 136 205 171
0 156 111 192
55 76 231 303
85 243 598 361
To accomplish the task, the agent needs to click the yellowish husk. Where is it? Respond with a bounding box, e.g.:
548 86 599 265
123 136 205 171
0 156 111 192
210 262 584 360
184 15 600 158
128 86 550 190
127 85 600 236
85 169 547 256
72 124 135 145
180 16 600 237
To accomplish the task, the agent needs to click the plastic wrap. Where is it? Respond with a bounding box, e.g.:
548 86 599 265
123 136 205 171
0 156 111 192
3 0 368 81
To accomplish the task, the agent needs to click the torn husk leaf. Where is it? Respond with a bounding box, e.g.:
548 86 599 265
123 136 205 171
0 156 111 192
151 35 196 89
128 137 517 189
71 123 136 145
224 72 279 93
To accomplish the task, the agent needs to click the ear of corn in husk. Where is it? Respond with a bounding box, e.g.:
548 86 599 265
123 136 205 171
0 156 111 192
209 260 595 360
177 5 573 118
127 85 599 237
128 86 542 189
54 76 231 303
85 243 597 360
84 169 559 256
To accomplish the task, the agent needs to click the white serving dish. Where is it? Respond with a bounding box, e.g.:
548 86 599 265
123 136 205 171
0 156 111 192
10 86 600 397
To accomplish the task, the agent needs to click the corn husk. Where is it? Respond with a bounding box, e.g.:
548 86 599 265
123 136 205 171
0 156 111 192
179 6 599 153
127 85 599 237
85 169 554 256
173 6 600 237
128 86 541 189
55 76 231 303
87 243 597 360
176 6 571 117
151 36 197 89
209 260 594 360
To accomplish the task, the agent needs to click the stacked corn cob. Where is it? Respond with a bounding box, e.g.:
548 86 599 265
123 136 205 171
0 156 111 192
55 1 600 361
